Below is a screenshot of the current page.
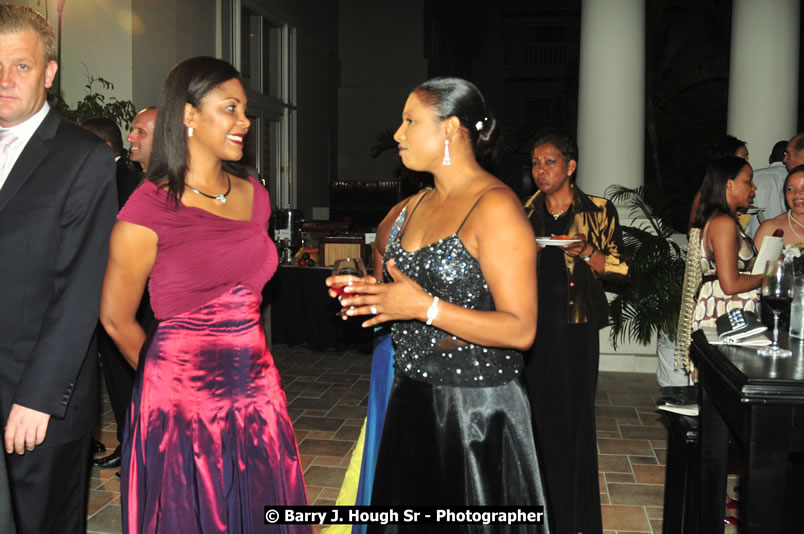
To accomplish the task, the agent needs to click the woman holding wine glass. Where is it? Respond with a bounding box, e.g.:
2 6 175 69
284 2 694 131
327 77 550 532
325 204 405 534
691 156 762 330
331 258 368 317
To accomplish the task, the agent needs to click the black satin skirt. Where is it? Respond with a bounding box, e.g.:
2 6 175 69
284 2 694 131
368 374 550 533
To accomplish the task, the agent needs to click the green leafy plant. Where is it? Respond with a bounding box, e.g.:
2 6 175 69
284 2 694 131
369 128 397 159
606 184 686 348
54 65 136 131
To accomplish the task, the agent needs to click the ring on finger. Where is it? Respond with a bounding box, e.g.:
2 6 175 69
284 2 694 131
370 304 378 315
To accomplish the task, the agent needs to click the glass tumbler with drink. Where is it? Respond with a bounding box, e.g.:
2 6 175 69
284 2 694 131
330 258 368 317
758 260 794 357
790 277 804 341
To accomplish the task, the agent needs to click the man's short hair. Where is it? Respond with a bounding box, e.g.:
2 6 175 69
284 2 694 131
81 117 123 154
0 5 56 63
791 134 804 154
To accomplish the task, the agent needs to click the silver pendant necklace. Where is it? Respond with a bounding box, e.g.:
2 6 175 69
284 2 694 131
186 173 232 205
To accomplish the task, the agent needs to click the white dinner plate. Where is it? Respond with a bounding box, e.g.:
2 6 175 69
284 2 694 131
535 237 582 246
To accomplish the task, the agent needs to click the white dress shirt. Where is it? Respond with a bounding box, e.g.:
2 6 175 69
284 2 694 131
0 101 50 191
746 161 789 238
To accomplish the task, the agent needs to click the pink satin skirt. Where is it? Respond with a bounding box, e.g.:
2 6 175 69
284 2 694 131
121 284 310 533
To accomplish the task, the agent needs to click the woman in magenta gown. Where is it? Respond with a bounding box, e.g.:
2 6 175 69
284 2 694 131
100 56 310 533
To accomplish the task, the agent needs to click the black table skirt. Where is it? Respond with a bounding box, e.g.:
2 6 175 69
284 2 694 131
265 265 372 351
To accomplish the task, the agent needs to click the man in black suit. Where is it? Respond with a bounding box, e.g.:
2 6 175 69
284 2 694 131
0 5 117 533
82 116 142 205
0 453 13 534
81 117 145 470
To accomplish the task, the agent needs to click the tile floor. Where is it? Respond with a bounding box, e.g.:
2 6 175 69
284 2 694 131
86 344 693 534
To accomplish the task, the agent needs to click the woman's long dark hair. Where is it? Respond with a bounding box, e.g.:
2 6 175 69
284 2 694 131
147 56 247 206
413 77 498 170
692 156 750 229
706 134 747 162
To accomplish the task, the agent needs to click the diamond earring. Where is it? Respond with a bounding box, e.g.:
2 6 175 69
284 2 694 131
442 139 451 166
187 127 194 137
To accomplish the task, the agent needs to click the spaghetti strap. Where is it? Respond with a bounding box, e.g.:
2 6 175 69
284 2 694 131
456 186 502 234
396 185 501 247
455 197 483 234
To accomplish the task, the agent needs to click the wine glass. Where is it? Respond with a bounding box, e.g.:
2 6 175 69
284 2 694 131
758 260 794 357
331 258 367 317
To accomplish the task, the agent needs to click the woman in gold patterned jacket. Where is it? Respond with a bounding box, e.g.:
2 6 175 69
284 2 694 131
522 129 627 534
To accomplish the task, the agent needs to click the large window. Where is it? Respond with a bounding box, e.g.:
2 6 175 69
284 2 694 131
224 1 296 209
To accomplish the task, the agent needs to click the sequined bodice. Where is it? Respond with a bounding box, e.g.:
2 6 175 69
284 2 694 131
387 234 524 386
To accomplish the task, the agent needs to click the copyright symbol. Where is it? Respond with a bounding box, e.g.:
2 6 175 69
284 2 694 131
265 509 279 523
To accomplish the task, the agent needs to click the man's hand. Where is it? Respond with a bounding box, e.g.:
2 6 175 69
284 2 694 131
4 403 50 455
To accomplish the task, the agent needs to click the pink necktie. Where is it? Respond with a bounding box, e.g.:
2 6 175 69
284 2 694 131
0 129 19 185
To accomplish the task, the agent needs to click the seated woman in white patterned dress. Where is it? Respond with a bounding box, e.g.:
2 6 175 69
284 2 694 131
691 156 762 329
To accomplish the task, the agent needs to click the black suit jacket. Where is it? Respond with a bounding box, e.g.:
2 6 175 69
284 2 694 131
116 159 142 208
0 108 117 447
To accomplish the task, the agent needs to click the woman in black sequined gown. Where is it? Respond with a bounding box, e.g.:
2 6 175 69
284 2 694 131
522 131 628 534
329 78 549 533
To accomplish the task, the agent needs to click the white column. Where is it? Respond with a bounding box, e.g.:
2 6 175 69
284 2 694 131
728 0 799 162
576 0 645 195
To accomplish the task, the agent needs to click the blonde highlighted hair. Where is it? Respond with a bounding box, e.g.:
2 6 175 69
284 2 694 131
0 4 56 63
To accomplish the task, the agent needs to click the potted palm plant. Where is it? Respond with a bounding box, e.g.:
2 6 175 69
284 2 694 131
605 184 686 378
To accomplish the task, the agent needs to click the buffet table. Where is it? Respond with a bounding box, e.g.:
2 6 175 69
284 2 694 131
690 330 804 532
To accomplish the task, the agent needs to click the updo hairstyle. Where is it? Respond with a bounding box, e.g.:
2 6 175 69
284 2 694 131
413 77 498 168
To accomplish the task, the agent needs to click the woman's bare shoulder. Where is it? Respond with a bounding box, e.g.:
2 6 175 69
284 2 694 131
464 183 531 239
706 214 740 244
376 199 408 241
708 213 737 230
756 213 786 234
470 175 518 205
